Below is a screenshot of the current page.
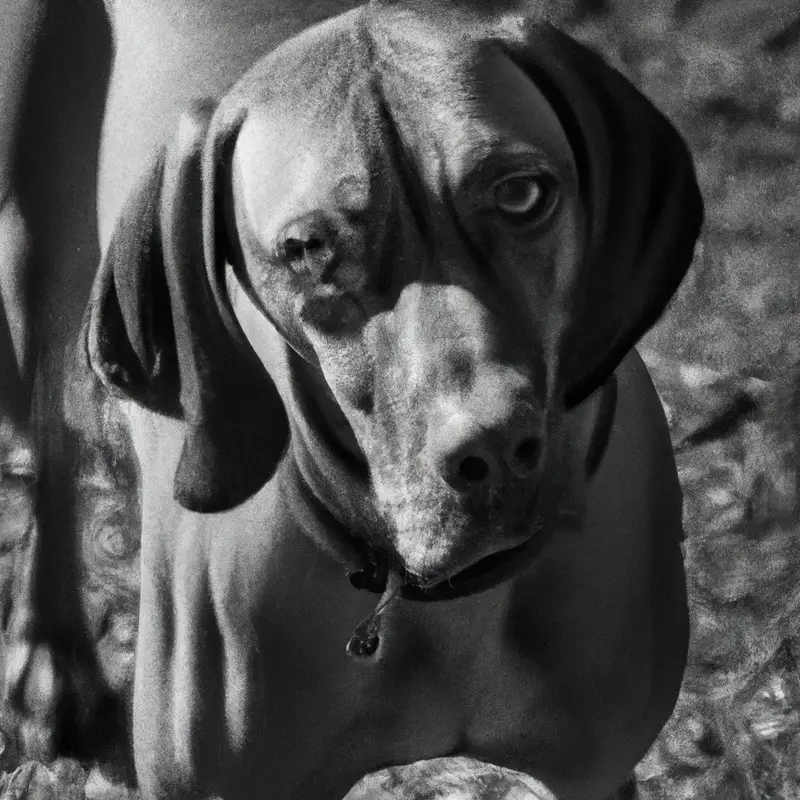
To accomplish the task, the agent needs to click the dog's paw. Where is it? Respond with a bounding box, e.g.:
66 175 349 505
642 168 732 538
342 756 558 800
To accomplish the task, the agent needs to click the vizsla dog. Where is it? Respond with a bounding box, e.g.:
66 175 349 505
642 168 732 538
82 2 703 798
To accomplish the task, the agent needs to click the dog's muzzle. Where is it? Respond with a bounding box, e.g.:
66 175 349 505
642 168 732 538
345 374 617 663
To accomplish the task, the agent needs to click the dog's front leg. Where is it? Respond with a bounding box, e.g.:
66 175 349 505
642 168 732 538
342 757 558 800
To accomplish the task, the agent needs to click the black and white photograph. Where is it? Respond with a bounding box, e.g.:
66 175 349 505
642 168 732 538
0 0 798 797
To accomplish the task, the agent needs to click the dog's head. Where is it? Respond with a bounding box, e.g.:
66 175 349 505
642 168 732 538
85 2 702 584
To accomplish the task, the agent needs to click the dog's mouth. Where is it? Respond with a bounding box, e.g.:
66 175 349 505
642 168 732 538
349 522 549 599
345 523 551 660
404 528 551 598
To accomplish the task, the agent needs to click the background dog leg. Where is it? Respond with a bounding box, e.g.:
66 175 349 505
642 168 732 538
0 360 98 765
0 0 116 771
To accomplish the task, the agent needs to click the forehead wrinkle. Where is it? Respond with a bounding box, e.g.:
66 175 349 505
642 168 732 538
370 24 576 189
370 94 437 272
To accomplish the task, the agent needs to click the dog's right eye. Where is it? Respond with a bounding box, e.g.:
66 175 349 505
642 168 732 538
493 173 557 225
496 176 544 214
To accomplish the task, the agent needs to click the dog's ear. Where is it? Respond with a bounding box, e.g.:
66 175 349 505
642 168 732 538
85 101 289 513
499 21 704 408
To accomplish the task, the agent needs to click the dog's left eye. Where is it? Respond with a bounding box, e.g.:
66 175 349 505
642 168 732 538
494 175 553 219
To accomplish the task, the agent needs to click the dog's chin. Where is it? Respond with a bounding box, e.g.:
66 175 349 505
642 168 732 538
372 475 540 585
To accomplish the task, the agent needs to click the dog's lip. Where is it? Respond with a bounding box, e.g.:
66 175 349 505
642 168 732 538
347 485 548 599
399 526 551 601
413 492 546 588
417 538 534 586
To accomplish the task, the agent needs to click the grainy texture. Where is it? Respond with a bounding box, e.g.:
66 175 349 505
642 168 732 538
0 0 798 797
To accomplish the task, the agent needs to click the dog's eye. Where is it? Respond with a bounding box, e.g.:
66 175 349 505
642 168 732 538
277 218 338 281
282 236 324 260
494 175 553 220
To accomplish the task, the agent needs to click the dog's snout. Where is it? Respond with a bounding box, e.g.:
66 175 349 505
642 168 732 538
428 415 541 493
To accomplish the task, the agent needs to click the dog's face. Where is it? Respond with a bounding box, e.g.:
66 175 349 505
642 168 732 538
86 3 702 583
231 39 584 579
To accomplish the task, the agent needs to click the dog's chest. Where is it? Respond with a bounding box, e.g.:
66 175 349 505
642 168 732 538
237 541 560 799
137 448 653 800
257 569 631 800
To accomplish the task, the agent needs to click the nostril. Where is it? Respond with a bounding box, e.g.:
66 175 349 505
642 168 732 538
513 437 540 468
458 455 490 483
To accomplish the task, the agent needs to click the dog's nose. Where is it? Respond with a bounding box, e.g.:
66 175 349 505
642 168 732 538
427 414 541 492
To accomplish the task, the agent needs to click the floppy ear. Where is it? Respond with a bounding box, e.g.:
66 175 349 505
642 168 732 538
84 100 289 513
499 20 704 408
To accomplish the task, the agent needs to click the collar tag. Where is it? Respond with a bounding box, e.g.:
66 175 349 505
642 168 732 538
346 570 403 660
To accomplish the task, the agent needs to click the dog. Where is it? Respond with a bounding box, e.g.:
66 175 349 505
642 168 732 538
81 2 703 798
